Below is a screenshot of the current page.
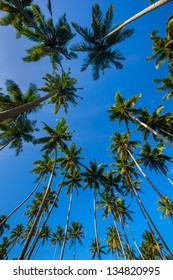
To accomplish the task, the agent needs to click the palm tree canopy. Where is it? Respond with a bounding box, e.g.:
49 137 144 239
67 221 85 248
154 68 173 100
39 69 82 114
71 3 134 80
0 115 38 155
14 3 76 68
157 195 173 221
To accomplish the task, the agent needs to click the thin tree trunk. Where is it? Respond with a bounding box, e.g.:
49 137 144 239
26 172 67 260
119 215 134 260
0 140 12 151
18 149 57 260
59 188 73 260
0 91 57 122
93 189 101 260
103 0 171 40
129 112 173 147
160 128 173 139
73 239 76 260
11 0 46 39
127 148 173 215
127 175 172 259
0 177 42 227
53 243 58 260
112 212 127 260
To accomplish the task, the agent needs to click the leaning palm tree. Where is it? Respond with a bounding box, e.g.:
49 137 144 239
71 3 133 80
139 142 173 186
0 115 38 155
105 224 122 259
102 1 171 40
0 215 10 237
0 70 80 122
7 224 25 255
18 118 72 260
108 91 173 147
83 159 107 260
154 68 173 100
67 221 85 260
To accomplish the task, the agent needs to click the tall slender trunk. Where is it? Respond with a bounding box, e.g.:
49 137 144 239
18 149 57 260
53 243 58 260
112 212 127 260
127 174 172 259
0 177 42 227
128 112 173 147
103 0 171 40
26 172 67 260
127 148 173 214
59 188 73 260
0 91 57 122
11 0 46 39
93 189 101 260
73 239 76 260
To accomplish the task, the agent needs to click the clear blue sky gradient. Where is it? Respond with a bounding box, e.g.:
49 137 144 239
0 0 173 259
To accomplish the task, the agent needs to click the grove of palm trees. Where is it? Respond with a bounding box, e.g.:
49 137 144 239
0 0 173 260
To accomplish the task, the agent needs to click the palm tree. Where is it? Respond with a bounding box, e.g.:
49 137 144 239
112 156 173 258
0 215 10 237
8 224 25 255
157 195 173 222
12 2 76 68
154 68 173 100
88 238 106 260
103 1 171 40
68 221 85 260
146 13 173 69
59 168 83 260
139 142 173 186
0 237 10 260
109 132 173 214
19 118 72 259
0 0 33 29
140 230 166 259
0 70 80 123
50 226 64 260
31 225 52 259
108 91 173 146
105 224 122 259
83 159 107 259
0 115 38 155
71 3 133 80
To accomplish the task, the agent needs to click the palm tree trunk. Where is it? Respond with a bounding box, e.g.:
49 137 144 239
93 189 101 260
125 220 145 260
18 149 57 260
118 215 134 259
73 239 76 260
11 0 46 39
112 212 127 260
127 148 173 214
127 174 172 259
53 243 58 260
103 0 171 40
128 112 173 147
59 188 73 260
0 177 43 227
0 91 58 122
0 140 12 151
26 171 67 259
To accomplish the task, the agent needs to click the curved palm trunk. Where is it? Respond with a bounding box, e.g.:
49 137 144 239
127 175 172 259
103 0 171 40
11 0 46 39
112 212 127 260
127 149 173 215
18 149 57 260
0 177 43 227
0 91 57 122
93 189 101 260
128 112 173 147
26 172 67 260
60 188 74 260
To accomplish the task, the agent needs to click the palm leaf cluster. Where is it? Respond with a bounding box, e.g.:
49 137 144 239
71 3 134 80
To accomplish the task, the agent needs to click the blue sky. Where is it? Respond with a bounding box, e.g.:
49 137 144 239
0 0 173 260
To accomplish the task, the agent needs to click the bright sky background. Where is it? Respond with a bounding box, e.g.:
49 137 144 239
0 0 173 260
